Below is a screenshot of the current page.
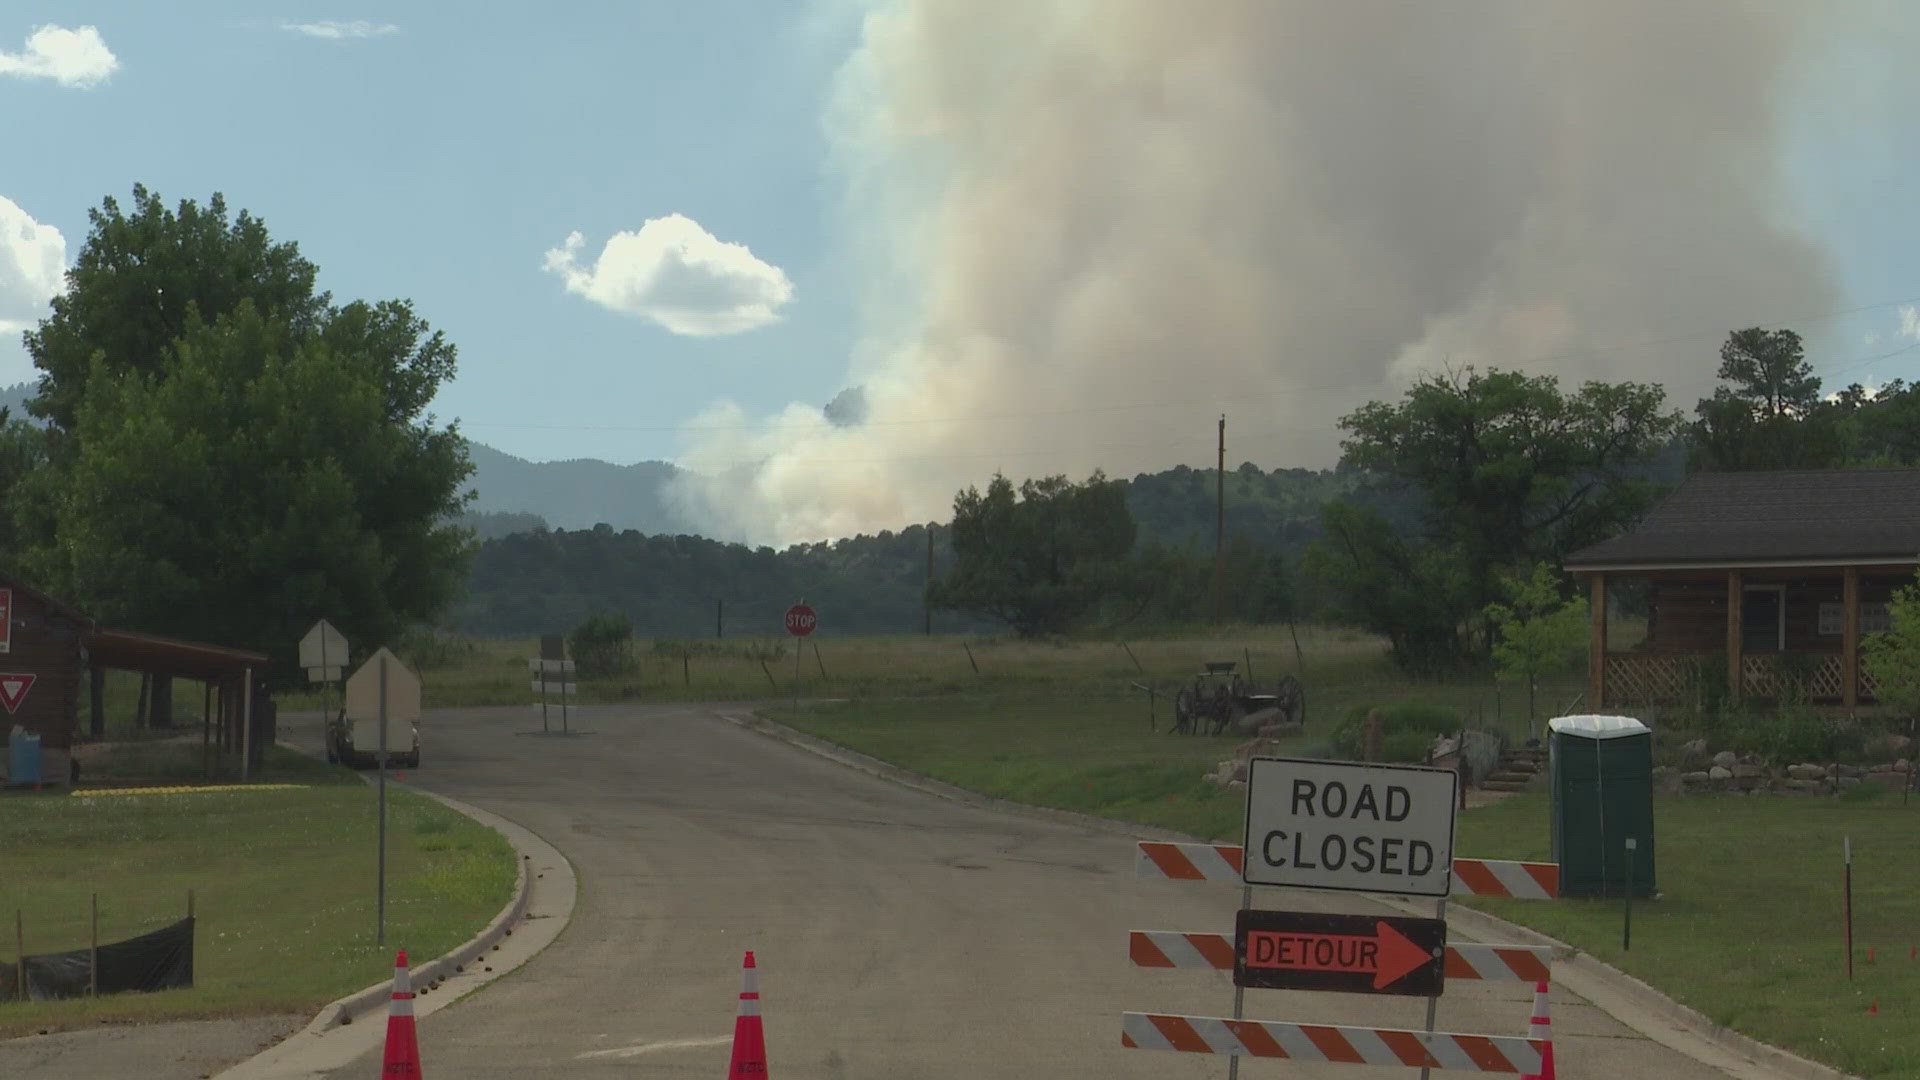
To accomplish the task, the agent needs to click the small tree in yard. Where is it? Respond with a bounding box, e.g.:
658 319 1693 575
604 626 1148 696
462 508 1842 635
1863 575 1920 724
1485 563 1588 738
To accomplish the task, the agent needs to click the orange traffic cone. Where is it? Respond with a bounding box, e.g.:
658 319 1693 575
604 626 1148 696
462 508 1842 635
727 951 768 1078
382 950 423 1079
1522 979 1556 1080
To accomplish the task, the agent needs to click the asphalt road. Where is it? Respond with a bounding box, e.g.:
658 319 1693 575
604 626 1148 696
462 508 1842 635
284 702 1743 1079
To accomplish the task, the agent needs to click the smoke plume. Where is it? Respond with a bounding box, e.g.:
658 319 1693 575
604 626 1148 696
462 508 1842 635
670 0 1838 544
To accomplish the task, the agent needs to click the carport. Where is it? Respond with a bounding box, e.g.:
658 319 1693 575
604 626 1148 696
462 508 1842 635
86 627 273 779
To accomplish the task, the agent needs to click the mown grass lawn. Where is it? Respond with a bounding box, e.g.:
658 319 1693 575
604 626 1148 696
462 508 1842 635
0 746 516 1037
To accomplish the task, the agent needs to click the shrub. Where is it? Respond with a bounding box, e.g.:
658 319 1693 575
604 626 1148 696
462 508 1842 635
570 613 636 676
1329 701 1462 763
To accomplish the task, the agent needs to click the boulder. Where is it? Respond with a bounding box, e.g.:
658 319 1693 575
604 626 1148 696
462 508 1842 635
1681 738 1710 759
1788 763 1827 781
1711 751 1738 770
1709 765 1733 781
1886 734 1914 759
1839 775 1863 790
1680 771 1711 786
1732 763 1767 780
1838 764 1867 779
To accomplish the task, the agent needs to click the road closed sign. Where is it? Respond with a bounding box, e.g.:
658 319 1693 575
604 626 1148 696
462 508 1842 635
1242 757 1458 898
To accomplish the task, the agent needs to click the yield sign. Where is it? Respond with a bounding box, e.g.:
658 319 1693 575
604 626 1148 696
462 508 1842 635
1234 909 1445 996
0 673 36 715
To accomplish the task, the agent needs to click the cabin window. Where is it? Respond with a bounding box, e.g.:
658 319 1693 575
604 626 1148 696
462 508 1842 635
1817 601 1891 636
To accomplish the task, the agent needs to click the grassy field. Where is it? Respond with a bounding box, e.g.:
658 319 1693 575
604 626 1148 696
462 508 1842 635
0 746 516 1037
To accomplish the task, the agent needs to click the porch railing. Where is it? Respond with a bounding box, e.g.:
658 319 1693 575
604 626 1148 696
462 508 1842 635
1604 652 1875 707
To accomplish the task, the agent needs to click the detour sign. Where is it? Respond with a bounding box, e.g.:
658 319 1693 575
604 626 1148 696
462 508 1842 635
1234 909 1446 997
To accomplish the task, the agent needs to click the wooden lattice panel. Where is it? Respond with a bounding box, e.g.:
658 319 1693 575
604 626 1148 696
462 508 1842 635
1604 654 1698 705
1742 655 1779 698
1805 655 1846 700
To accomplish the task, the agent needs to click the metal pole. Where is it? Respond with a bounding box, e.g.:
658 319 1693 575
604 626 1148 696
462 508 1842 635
1214 414 1225 625
794 633 803 712
1418 896 1449 1080
1624 837 1637 950
1844 836 1853 979
377 654 388 947
240 667 253 781
15 909 23 1002
90 893 97 996
1227 882 1251 1080
560 661 570 734
539 665 550 734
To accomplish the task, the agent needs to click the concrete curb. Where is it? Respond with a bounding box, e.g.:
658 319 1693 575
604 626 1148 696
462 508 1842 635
719 708 1860 1080
210 748 578 1079
311 802 535 1032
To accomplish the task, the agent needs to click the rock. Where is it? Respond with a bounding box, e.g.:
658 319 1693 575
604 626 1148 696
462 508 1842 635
1782 778 1817 792
1258 722 1302 739
1788 763 1827 781
1682 738 1709 758
1709 765 1733 781
1225 778 1246 792
1870 763 1896 774
1838 764 1867 779
1681 771 1711 786
1887 734 1914 758
1654 770 1683 795
1711 751 1738 770
1732 763 1767 779
1230 761 1250 783
1899 758 1913 775
1839 775 1863 789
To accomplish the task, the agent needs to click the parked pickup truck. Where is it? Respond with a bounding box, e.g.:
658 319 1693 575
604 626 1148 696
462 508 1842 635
324 708 420 769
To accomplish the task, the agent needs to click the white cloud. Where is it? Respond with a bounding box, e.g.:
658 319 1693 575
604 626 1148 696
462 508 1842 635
0 195 66 330
0 24 118 88
282 20 400 40
1899 304 1920 342
543 214 794 336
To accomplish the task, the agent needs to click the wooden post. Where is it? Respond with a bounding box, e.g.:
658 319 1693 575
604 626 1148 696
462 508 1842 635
682 650 690 687
1214 415 1225 624
925 526 935 637
1727 570 1744 704
14 908 23 1002
1843 566 1860 708
89 666 106 740
1589 573 1609 711
90 893 97 997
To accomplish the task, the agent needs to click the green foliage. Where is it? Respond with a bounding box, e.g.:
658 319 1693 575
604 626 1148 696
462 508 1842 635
929 472 1139 637
1691 328 1846 471
1303 502 1473 674
570 612 637 676
1756 693 1838 768
1485 562 1588 729
1324 367 1677 669
1862 573 1920 719
1328 701 1462 762
13 188 473 679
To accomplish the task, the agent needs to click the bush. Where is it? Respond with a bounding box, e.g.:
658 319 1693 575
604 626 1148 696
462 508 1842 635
570 613 636 676
1329 701 1462 763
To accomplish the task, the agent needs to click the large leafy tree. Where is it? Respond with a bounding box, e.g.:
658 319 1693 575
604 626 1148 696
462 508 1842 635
16 188 473 673
1322 368 1676 668
1485 562 1589 735
1691 327 1845 471
929 472 1137 637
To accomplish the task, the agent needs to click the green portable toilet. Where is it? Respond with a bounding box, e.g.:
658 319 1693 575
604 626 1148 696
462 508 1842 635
1548 715 1655 898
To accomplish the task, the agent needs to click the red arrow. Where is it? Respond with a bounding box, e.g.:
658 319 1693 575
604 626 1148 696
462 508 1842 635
1245 920 1433 990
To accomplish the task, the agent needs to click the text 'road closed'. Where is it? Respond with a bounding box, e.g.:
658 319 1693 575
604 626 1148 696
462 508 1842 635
1242 758 1458 897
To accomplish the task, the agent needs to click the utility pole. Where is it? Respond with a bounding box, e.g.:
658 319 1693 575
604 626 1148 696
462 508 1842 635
1214 414 1226 624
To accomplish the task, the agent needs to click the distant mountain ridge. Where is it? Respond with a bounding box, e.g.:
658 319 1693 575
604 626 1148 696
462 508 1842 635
463 441 692 534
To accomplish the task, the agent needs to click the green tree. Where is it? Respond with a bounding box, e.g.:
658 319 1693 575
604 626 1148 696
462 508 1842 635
1691 327 1845 471
17 190 472 674
1863 574 1920 721
1328 368 1676 665
929 472 1136 637
1302 502 1474 674
1485 563 1589 736
0 408 48 560
24 185 330 435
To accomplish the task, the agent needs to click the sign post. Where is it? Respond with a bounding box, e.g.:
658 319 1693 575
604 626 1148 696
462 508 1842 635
785 602 816 711
300 619 349 750
345 648 421 946
0 588 11 654
529 635 576 735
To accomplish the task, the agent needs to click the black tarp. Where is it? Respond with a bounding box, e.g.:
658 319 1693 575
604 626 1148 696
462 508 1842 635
0 917 193 1001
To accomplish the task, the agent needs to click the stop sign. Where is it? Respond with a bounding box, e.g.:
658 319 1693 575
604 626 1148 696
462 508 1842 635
785 604 817 637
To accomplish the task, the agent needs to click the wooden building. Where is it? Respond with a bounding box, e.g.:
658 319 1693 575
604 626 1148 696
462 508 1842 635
1563 470 1920 711
1 571 271 785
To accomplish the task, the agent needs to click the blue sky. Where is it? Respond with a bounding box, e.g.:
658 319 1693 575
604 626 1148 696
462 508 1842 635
0 2 865 464
4 2 1920 491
